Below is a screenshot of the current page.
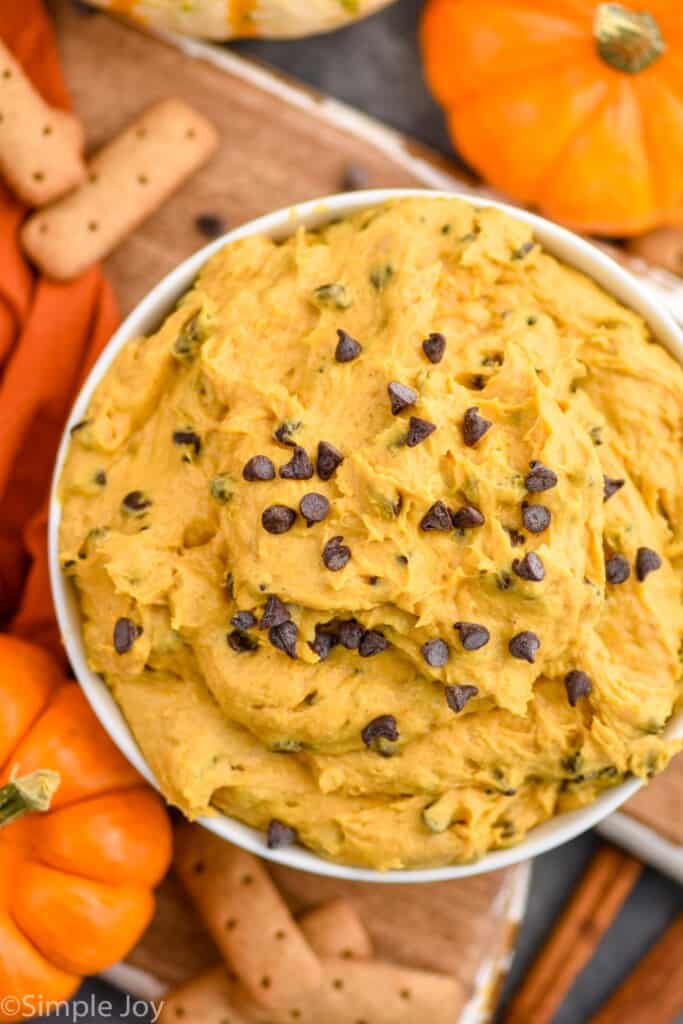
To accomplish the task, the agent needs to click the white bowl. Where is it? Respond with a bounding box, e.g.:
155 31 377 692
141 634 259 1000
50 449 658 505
49 189 683 882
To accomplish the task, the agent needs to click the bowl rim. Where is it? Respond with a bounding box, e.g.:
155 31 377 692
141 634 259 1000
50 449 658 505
48 187 683 883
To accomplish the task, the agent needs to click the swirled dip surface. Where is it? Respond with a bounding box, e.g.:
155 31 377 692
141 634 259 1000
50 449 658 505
59 198 683 870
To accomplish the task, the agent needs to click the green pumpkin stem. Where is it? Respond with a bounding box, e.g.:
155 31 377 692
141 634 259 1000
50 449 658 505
0 770 61 828
595 3 666 74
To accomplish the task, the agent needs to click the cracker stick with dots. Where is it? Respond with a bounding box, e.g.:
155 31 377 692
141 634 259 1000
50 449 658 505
22 97 218 279
0 39 85 206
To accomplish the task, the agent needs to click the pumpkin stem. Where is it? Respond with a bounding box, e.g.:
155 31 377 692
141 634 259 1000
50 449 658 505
0 770 61 828
594 3 666 73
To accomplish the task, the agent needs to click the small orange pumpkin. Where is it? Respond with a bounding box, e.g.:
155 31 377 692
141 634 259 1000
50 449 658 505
420 1 683 236
0 636 172 1020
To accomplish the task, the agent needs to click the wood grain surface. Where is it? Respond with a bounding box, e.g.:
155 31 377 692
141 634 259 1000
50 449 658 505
624 753 683 847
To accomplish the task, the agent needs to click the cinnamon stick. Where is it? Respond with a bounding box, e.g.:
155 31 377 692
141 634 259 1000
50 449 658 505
502 844 642 1024
590 914 683 1024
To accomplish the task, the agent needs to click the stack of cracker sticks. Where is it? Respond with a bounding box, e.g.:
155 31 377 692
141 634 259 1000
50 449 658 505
163 823 464 1024
0 39 217 279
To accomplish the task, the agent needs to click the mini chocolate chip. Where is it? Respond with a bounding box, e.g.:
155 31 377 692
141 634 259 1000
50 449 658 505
525 461 558 492
335 329 362 362
603 476 625 502
267 819 298 850
262 505 297 534
269 620 298 659
482 352 503 367
470 374 486 391
72 1 97 15
94 470 107 486
195 213 227 238
509 631 540 663
420 500 453 532
310 623 338 660
421 639 449 668
454 622 490 650
173 429 202 455
260 596 291 630
359 630 388 657
243 455 276 481
338 619 364 649
513 551 545 582
361 714 399 750
280 446 314 480
388 381 418 415
636 547 662 581
396 554 409 566
316 441 344 481
274 421 302 446
605 554 630 584
505 527 526 547
497 571 514 591
511 240 534 260
114 617 142 654
122 490 152 515
445 684 478 713
462 407 492 446
370 263 394 290
173 314 204 361
322 536 351 571
300 492 330 526
422 332 446 363
522 504 551 533
452 504 485 529
231 610 257 630
406 416 436 447
228 629 259 653
565 670 593 707
342 162 369 191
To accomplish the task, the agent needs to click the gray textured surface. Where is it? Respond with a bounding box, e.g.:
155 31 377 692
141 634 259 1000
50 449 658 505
42 1 681 1021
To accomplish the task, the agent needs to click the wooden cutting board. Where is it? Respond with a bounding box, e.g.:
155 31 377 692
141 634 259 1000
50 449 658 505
50 0 683 1005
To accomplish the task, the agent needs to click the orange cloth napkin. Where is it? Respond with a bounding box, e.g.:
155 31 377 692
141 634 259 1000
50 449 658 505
0 0 119 661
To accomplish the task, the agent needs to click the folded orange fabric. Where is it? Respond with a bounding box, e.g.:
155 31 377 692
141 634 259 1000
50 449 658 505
0 0 119 660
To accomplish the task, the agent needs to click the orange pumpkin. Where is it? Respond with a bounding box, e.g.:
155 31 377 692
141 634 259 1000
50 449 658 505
0 636 172 1020
420 1 683 236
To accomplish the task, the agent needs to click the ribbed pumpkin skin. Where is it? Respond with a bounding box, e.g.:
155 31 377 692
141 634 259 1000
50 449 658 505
420 0 683 236
0 636 172 1021
86 0 396 40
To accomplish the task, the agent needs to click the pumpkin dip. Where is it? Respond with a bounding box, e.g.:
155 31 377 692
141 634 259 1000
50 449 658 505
59 197 683 870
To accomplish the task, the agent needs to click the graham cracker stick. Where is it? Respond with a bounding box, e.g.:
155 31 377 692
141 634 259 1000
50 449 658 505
0 39 85 205
299 899 373 961
157 899 371 1024
157 967 248 1024
259 958 464 1024
590 914 683 1024
503 844 642 1024
174 824 322 1011
21 97 217 279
